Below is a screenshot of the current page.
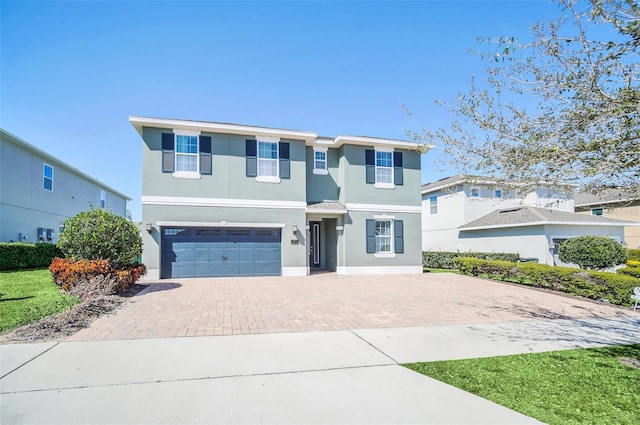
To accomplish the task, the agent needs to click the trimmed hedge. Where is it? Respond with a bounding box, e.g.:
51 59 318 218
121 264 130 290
618 267 640 279
0 243 63 271
627 249 640 262
453 257 639 307
423 251 520 269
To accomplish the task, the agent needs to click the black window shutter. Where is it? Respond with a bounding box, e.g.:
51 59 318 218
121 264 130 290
366 219 376 253
394 220 404 253
162 133 175 173
365 149 375 184
393 151 403 186
246 139 257 177
279 142 290 179
199 136 212 175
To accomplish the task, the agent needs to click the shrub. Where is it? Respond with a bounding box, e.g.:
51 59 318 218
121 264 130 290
558 236 627 270
57 209 142 266
627 260 640 267
627 249 640 262
422 251 520 269
453 257 639 306
0 243 63 271
49 257 146 300
617 267 640 279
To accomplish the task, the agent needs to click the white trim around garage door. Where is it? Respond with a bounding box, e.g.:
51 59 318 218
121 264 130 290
336 265 423 275
156 221 286 228
143 196 307 210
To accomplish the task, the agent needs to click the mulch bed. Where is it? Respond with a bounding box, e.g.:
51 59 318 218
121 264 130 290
1 284 148 344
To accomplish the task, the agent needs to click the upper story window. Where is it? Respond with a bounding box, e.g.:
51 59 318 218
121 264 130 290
176 135 198 173
365 148 403 189
258 141 278 177
161 131 212 179
43 164 53 191
313 147 328 175
245 138 290 183
376 151 393 184
470 187 480 198
100 190 106 208
494 189 502 198
591 208 604 216
429 195 438 214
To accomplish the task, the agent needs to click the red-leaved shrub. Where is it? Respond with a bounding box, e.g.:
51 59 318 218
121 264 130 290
49 258 146 300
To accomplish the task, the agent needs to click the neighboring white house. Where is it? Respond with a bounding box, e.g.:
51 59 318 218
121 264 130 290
0 129 130 243
421 175 636 265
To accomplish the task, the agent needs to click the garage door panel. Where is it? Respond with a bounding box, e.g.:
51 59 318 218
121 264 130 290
161 227 281 278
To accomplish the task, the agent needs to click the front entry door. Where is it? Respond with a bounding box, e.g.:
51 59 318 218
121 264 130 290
309 221 321 268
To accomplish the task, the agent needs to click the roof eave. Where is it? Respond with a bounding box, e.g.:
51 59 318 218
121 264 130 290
129 116 318 142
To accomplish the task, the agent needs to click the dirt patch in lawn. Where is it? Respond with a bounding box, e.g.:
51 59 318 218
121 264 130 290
619 357 640 370
0 284 148 344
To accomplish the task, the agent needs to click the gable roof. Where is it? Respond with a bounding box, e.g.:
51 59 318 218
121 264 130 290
421 174 483 194
459 206 638 231
129 116 418 150
1 128 131 201
574 188 638 207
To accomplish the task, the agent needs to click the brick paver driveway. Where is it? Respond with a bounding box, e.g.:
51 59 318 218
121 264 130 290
68 273 637 341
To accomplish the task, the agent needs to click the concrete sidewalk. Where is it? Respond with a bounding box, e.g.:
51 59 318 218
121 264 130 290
2 316 639 424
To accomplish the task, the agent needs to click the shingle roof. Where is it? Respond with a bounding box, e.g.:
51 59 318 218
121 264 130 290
306 201 347 214
459 206 636 231
421 174 484 193
574 188 638 207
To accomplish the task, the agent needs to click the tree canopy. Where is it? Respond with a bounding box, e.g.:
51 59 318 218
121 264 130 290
408 0 639 198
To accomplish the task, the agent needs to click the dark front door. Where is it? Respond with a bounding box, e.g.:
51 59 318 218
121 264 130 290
309 221 321 268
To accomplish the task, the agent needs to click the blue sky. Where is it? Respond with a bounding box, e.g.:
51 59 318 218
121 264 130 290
2 0 562 221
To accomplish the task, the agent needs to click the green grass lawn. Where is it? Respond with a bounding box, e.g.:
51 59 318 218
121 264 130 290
404 344 640 425
0 269 80 333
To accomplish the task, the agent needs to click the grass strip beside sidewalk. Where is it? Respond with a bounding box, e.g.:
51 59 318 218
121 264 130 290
0 269 80 333
405 344 640 425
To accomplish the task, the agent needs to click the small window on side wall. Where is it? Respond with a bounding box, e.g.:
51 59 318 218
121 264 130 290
429 195 438 214
591 208 604 216
470 187 480 198
43 164 53 191
100 190 106 208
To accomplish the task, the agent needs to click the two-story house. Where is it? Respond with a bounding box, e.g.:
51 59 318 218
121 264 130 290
0 129 130 243
575 189 640 249
130 117 422 279
421 175 634 265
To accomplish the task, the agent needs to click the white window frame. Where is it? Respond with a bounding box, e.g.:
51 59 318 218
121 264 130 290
43 163 53 191
374 147 395 189
256 137 280 183
313 147 328 175
173 130 201 179
470 187 481 198
373 214 396 258
429 195 438 214
494 189 502 198
100 190 106 209
591 208 604 216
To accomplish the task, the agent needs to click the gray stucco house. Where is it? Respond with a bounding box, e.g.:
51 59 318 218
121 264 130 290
130 116 422 279
0 128 130 243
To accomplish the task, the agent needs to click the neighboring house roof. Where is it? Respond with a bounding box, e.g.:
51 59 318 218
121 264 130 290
129 116 418 150
421 174 578 195
459 206 638 231
1 128 131 201
574 188 638 207
421 174 482 194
